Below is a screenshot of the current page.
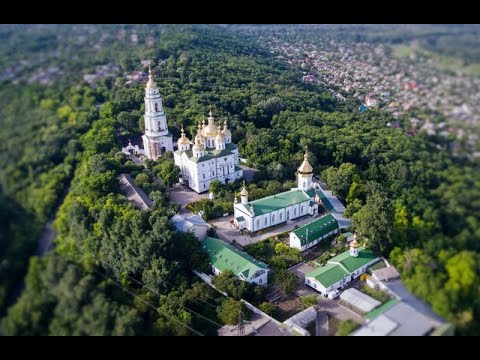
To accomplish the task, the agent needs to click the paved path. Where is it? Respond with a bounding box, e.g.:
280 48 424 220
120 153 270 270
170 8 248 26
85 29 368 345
239 164 258 183
36 219 56 256
210 214 322 247
128 154 145 165
316 309 329 336
168 184 209 207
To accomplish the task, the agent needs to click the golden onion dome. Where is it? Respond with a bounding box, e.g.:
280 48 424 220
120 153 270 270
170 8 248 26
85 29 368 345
192 142 204 151
297 146 313 174
204 109 219 136
222 119 232 137
146 67 158 90
178 126 190 145
350 234 359 248
216 128 225 142
240 181 248 196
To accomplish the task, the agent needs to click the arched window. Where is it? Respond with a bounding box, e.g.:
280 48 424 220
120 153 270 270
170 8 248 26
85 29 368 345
294 208 297 216
256 219 260 228
300 206 303 214
264 218 267 225
158 121 161 131
280 213 283 221
303 181 306 188
272 215 275 223
155 103 159 112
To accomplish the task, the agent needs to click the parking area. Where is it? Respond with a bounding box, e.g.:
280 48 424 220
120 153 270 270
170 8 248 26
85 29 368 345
168 184 209 213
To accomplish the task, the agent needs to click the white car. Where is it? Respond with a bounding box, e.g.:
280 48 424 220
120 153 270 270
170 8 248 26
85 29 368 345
327 290 341 300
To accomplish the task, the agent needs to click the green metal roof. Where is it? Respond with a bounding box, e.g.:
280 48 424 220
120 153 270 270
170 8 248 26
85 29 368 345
317 190 335 212
329 247 379 273
305 189 317 198
247 189 311 216
305 263 349 288
292 214 339 246
202 237 268 279
343 232 354 238
174 143 238 163
365 299 400 320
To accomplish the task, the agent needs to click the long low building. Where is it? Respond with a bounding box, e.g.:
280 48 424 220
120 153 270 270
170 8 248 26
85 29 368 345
289 214 339 251
305 238 380 296
201 237 270 286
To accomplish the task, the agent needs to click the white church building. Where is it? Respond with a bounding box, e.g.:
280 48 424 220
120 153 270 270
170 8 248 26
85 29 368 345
233 148 320 233
121 68 243 193
173 109 243 193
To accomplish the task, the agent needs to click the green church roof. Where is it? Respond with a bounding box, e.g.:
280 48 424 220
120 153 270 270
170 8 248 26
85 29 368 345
175 143 238 163
292 214 339 246
202 237 268 280
247 189 311 216
305 263 349 288
329 247 379 273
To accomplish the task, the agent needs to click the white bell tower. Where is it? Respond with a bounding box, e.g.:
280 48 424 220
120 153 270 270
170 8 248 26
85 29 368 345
297 146 313 191
350 234 359 257
141 67 173 160
240 181 249 205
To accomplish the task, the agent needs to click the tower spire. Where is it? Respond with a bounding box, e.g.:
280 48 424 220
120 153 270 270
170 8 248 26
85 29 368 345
146 66 158 89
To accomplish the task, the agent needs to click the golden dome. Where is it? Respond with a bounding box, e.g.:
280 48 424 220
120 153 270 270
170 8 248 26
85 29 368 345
350 234 359 248
203 108 219 136
222 119 232 137
298 146 313 174
146 67 158 90
192 142 204 151
216 128 225 142
240 181 248 196
178 126 190 145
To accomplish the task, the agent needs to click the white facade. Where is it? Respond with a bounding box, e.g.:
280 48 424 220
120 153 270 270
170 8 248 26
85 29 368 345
211 265 269 286
174 111 242 193
233 148 318 233
289 228 339 252
141 68 173 160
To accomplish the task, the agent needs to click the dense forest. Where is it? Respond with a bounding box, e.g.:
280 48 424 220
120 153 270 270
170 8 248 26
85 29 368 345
1 25 480 335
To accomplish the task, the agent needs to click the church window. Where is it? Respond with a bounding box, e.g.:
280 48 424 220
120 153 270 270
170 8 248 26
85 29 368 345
259 278 262 284
203 174 205 179
303 181 306 188
280 213 283 221
158 121 161 131
300 206 303 214
155 103 159 112
212 171 215 176
272 215 275 223
256 219 260 228
294 208 297 216
264 218 267 226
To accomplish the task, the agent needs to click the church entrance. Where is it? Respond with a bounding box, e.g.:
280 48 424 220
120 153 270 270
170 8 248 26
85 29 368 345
287 210 290 220
225 178 230 185
160 146 166 155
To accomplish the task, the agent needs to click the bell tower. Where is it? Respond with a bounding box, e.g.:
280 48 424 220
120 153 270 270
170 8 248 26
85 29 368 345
141 67 173 160
297 146 313 191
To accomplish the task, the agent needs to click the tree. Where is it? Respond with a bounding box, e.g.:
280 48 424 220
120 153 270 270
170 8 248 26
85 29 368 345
323 163 359 201
217 298 248 325
209 179 222 195
258 302 275 316
157 160 180 188
212 271 249 300
272 269 298 295
352 186 394 255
